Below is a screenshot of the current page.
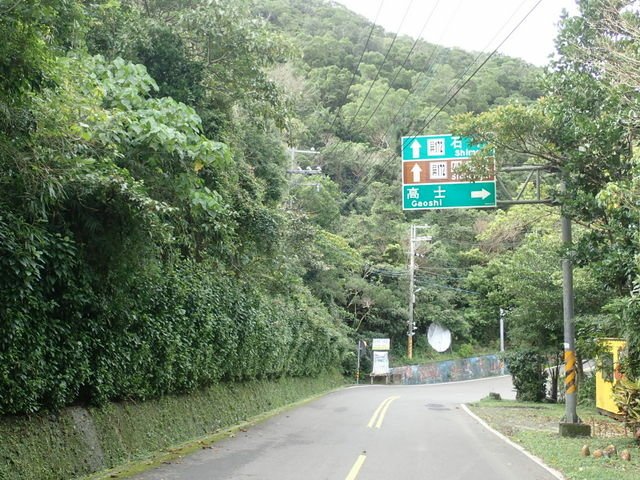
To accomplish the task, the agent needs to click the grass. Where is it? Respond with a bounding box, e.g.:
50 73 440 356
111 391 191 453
0 372 347 480
82 388 339 480
468 399 640 480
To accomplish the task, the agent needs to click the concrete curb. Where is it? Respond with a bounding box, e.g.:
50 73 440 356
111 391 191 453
460 404 565 480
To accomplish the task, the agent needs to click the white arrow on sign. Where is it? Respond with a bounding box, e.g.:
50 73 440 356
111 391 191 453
411 163 422 182
411 140 421 159
471 189 491 200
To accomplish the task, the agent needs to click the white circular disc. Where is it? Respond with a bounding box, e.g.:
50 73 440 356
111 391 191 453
427 323 452 352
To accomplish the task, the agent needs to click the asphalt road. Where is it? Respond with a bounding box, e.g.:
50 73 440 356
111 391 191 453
133 376 560 480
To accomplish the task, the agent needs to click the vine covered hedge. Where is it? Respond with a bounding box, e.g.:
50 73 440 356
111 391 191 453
0 250 349 415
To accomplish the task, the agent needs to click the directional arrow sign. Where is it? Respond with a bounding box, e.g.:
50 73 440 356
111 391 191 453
401 134 486 161
411 163 422 182
401 133 496 210
403 181 496 210
471 188 491 200
410 139 421 159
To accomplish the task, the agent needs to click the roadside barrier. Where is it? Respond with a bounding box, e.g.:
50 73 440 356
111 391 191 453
389 354 505 385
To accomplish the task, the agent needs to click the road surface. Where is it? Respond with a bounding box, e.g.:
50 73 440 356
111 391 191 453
133 376 559 480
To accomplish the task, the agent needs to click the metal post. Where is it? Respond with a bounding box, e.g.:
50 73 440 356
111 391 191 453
408 225 431 359
356 340 361 384
499 308 505 353
408 225 415 359
499 308 506 375
562 212 579 423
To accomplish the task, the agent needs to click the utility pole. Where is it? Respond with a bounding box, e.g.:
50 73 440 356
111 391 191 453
356 339 361 384
499 308 505 354
562 212 578 422
408 225 431 359
558 183 590 436
496 168 589 435
408 225 416 360
499 307 506 375
287 147 320 169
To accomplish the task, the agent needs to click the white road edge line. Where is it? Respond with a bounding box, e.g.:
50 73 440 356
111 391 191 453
460 404 565 480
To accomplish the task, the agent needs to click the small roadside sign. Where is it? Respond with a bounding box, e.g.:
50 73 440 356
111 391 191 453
372 338 390 351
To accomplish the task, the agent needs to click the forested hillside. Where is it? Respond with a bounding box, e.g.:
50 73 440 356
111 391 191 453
1 0 638 416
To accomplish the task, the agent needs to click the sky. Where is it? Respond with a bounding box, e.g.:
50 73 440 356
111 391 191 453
332 0 580 66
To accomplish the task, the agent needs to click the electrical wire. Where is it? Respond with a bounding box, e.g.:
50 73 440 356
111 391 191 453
346 0 435 136
336 0 458 174
340 0 542 211
340 0 413 133
414 280 480 295
320 0 414 161
365 266 480 295
326 0 385 135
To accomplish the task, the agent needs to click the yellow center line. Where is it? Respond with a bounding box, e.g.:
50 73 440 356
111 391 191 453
345 454 367 480
375 395 398 428
367 395 400 429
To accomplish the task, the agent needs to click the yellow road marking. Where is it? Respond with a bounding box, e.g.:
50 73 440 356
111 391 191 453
376 396 398 428
345 454 367 480
367 396 400 429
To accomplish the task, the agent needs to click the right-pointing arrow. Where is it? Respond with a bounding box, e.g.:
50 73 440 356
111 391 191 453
471 188 491 200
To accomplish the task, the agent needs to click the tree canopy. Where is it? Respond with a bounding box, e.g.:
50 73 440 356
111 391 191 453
1 0 639 414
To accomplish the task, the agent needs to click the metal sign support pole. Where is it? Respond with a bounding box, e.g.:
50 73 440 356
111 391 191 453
408 225 415 359
356 340 362 384
562 213 579 423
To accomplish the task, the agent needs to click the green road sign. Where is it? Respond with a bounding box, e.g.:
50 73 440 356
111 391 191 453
401 134 484 161
403 181 496 210
400 133 496 210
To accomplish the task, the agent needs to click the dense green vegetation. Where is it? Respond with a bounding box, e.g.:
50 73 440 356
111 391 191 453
0 0 638 416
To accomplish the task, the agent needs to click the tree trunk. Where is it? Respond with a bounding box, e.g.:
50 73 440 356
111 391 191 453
550 365 559 402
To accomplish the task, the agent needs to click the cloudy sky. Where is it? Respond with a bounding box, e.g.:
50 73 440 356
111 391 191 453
333 0 579 66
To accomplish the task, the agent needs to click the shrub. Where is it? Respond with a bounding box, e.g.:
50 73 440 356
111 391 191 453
503 349 547 402
0 255 350 415
457 343 475 358
613 377 640 442
578 372 596 406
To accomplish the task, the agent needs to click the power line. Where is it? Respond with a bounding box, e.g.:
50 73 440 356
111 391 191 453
326 0 385 135
414 280 480 295
365 266 479 295
346 0 438 137
321 1 450 170
336 0 457 173
340 0 414 135
340 0 541 211
320 0 414 161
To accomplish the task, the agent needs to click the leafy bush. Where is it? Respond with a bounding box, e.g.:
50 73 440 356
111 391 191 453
0 254 349 415
578 372 596 406
503 349 547 402
613 377 640 441
457 343 475 358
